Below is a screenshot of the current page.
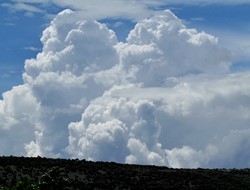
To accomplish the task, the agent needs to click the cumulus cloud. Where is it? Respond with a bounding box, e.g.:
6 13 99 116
22 9 120 157
0 85 39 155
1 8 250 168
117 10 231 87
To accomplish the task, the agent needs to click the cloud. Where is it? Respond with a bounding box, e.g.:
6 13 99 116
1 2 45 15
23 46 40 52
4 0 166 21
0 85 39 155
116 10 231 87
5 0 250 20
215 30 250 60
1 8 250 168
22 9 120 157
190 17 204 22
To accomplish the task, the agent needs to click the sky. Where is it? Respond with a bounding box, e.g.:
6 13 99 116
1 0 250 168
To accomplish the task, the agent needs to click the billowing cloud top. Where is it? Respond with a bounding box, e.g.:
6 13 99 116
1 9 250 168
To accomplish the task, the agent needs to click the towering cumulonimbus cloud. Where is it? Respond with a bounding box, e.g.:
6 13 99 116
1 9 250 168
117 10 231 87
23 9 120 157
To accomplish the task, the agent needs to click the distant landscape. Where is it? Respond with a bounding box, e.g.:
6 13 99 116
0 156 249 189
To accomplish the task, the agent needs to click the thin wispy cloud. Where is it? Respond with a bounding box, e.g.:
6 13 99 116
23 46 40 52
190 17 204 21
1 2 45 14
2 0 166 20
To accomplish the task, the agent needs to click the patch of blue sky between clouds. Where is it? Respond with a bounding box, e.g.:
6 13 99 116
0 69 23 98
100 18 136 42
230 60 250 73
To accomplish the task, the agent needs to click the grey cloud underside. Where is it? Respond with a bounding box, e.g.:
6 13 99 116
0 9 250 168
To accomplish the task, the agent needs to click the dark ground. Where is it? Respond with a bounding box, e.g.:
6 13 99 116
0 156 250 189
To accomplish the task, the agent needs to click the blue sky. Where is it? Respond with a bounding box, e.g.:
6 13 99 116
1 1 250 95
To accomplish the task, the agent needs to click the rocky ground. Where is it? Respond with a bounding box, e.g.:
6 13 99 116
0 156 249 189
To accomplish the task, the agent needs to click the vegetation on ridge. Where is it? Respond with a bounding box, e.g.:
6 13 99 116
0 156 250 189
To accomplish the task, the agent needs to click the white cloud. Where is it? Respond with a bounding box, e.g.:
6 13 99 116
22 9 121 157
0 85 39 155
214 30 250 61
190 17 204 22
126 138 166 165
4 0 166 21
117 10 231 87
1 8 250 168
1 2 45 14
5 0 250 21
166 146 208 168
23 46 40 52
